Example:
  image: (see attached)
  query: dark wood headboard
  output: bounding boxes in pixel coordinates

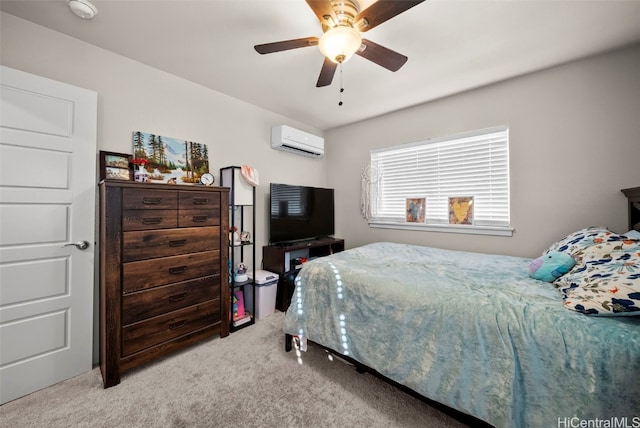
[621,187,640,231]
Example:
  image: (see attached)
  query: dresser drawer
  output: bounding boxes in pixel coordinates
[123,188,177,210]
[178,209,220,227]
[122,276,220,325]
[179,191,219,210]
[122,250,220,293]
[123,210,177,231]
[122,300,220,357]
[122,227,220,262]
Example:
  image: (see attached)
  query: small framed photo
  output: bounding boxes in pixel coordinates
[405,197,426,223]
[448,196,474,225]
[100,151,132,181]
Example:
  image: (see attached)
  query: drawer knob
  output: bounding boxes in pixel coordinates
[142,217,162,225]
[192,198,209,205]
[169,239,187,247]
[192,215,208,223]
[168,266,187,274]
[142,197,162,205]
[168,320,186,330]
[169,292,187,302]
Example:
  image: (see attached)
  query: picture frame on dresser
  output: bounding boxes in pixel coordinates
[132,131,210,185]
[99,150,132,181]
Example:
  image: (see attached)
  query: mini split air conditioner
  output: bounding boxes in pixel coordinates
[271,125,324,158]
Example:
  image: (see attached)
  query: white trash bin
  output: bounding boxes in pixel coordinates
[250,270,278,320]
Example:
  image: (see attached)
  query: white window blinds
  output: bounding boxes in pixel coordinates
[369,126,510,230]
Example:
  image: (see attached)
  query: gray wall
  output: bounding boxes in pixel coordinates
[1,12,328,364]
[0,12,328,257]
[326,44,640,258]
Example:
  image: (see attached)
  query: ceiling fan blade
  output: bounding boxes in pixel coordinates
[356,39,408,72]
[355,0,426,32]
[306,0,337,26]
[316,58,338,87]
[254,37,319,54]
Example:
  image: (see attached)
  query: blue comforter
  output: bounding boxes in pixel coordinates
[284,242,640,427]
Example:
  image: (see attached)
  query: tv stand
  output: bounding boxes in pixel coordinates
[273,236,334,248]
[263,237,344,311]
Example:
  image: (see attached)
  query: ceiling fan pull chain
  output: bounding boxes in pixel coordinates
[338,64,344,106]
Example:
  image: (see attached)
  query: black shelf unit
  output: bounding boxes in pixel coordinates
[221,166,255,332]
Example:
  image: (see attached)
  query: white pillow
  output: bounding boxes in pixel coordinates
[624,229,640,239]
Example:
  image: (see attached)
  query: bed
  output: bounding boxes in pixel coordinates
[283,188,640,428]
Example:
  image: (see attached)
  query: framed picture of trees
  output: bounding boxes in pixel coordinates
[132,131,210,185]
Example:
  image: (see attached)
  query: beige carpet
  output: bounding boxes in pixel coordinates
[0,311,470,427]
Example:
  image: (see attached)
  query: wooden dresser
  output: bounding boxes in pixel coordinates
[99,181,229,388]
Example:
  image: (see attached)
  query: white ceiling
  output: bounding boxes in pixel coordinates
[2,0,640,131]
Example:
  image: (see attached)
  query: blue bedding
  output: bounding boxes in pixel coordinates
[283,242,640,428]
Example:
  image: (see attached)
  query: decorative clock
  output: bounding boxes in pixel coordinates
[200,173,214,186]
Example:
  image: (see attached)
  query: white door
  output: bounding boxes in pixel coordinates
[0,66,97,404]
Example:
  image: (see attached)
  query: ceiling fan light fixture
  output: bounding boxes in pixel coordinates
[319,26,362,64]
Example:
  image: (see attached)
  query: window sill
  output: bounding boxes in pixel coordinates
[368,221,514,237]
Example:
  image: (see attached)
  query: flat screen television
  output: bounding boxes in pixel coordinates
[269,183,335,245]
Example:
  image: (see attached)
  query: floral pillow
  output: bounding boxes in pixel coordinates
[544,227,620,265]
[554,237,640,316]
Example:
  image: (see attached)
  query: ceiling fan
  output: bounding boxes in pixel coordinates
[254,0,425,87]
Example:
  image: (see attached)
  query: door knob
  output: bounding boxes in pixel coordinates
[63,240,90,250]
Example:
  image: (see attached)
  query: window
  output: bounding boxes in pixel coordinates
[369,126,511,236]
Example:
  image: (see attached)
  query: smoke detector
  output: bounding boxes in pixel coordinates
[67,0,98,19]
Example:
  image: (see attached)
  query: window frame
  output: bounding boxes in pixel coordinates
[368,125,513,237]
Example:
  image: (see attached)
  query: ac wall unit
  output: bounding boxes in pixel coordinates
[271,125,324,158]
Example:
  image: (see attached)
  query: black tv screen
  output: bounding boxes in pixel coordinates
[269,183,335,244]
